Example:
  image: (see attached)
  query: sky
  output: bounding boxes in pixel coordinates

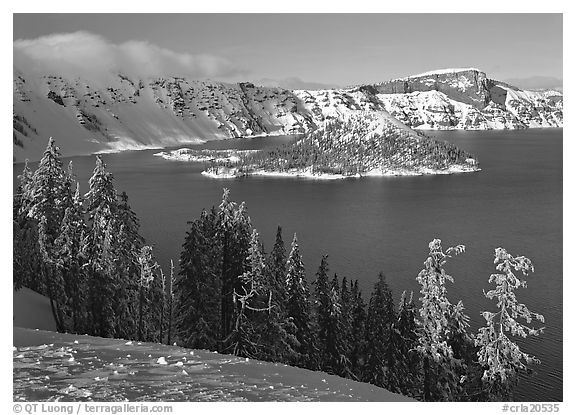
[12,13,562,89]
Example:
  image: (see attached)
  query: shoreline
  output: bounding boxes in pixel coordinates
[201,165,481,180]
[13,126,562,164]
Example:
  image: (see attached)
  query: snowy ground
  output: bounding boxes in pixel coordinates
[13,328,412,402]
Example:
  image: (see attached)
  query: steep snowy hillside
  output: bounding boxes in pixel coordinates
[13,71,315,162]
[13,68,562,162]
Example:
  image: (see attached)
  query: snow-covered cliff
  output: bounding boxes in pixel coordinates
[370,68,562,129]
[13,68,562,162]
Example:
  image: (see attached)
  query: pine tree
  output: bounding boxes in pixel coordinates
[216,189,252,350]
[268,226,288,307]
[148,253,166,343]
[258,226,297,362]
[113,191,145,339]
[14,159,33,216]
[363,272,396,388]
[324,274,352,378]
[475,248,544,400]
[83,156,120,338]
[285,233,315,368]
[226,229,271,357]
[339,276,354,377]
[54,184,88,333]
[136,245,158,341]
[13,160,42,292]
[349,280,367,380]
[166,260,175,346]
[28,138,71,252]
[391,290,420,397]
[312,255,331,370]
[26,138,73,331]
[175,209,222,350]
[415,238,470,401]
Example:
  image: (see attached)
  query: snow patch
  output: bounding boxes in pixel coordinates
[156,357,168,365]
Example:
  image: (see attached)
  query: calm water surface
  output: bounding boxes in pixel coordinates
[13,129,562,401]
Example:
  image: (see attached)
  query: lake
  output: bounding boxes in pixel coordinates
[13,128,563,401]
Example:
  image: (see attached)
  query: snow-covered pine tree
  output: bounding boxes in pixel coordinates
[312,255,332,371]
[216,189,252,349]
[475,248,544,400]
[285,233,315,368]
[136,245,159,341]
[166,259,175,346]
[14,160,33,219]
[226,229,271,357]
[391,290,420,397]
[325,274,352,378]
[363,272,396,389]
[145,247,166,343]
[28,138,71,250]
[415,238,470,401]
[256,226,297,362]
[113,191,145,340]
[54,183,88,333]
[83,155,120,338]
[13,160,42,292]
[339,276,354,377]
[26,138,73,331]
[158,268,166,344]
[175,208,222,350]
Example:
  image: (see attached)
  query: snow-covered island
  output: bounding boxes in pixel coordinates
[185,113,480,180]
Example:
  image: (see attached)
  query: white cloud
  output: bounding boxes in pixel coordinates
[13,31,247,81]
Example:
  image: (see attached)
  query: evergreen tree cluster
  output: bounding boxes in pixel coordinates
[172,192,544,401]
[14,138,174,342]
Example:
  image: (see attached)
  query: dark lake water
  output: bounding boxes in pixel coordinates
[13,129,563,401]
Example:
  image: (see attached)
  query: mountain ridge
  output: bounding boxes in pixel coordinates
[13,67,562,162]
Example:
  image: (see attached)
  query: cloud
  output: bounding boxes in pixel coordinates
[503,76,563,91]
[255,77,340,91]
[13,31,247,82]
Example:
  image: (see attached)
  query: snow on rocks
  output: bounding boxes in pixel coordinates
[156,357,168,365]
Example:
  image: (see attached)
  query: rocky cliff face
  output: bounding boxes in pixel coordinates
[13,68,563,162]
[374,68,492,109]
[369,68,563,130]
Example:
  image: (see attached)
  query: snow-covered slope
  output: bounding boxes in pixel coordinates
[13,68,562,162]
[14,328,412,402]
[13,71,315,162]
[13,288,412,401]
